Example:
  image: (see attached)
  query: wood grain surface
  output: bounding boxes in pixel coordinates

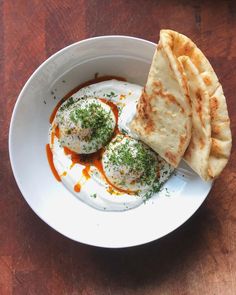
[1,0,236,294]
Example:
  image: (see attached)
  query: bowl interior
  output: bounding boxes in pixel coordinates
[9,36,212,248]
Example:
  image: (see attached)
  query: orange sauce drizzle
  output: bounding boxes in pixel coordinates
[47,75,134,193]
[54,125,60,138]
[99,98,119,124]
[100,98,119,122]
[82,166,91,180]
[51,125,60,145]
[46,144,61,182]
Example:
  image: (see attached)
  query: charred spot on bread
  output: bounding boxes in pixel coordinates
[210,97,219,120]
[203,76,212,86]
[179,134,188,153]
[165,151,177,167]
[199,137,205,149]
[136,90,155,133]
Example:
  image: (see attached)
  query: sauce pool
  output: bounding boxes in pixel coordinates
[46,144,61,182]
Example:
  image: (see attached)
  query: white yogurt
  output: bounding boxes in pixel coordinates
[49,80,173,211]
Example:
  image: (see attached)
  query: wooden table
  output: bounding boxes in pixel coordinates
[1,1,236,294]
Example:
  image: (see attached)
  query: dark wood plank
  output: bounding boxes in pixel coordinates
[1,0,236,294]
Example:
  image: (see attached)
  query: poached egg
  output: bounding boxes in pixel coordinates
[55,98,116,154]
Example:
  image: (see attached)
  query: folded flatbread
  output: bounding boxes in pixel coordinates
[175,32,232,180]
[130,30,192,168]
[131,29,232,180]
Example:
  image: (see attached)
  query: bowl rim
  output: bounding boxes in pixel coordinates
[8,35,212,248]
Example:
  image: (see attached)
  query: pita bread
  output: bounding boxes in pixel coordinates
[179,56,212,180]
[131,29,232,180]
[171,30,232,180]
[130,30,192,167]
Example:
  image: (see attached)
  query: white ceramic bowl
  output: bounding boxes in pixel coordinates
[9,36,212,248]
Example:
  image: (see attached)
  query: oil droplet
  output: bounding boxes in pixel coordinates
[74,183,81,192]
